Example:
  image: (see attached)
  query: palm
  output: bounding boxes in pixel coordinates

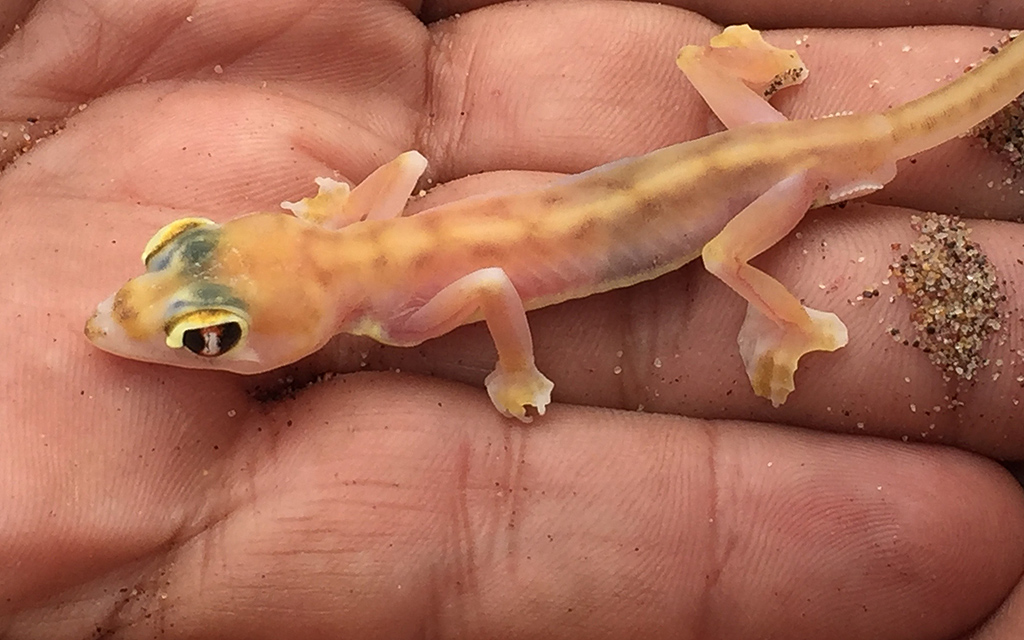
[1,0,1022,637]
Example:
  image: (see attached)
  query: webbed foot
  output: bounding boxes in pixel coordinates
[738,304,848,406]
[484,364,554,423]
[281,177,351,225]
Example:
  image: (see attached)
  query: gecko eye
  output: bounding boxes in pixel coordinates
[165,309,248,357]
[181,322,243,357]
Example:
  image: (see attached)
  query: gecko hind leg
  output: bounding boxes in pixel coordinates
[385,267,553,422]
[677,24,808,128]
[281,150,428,229]
[702,171,848,406]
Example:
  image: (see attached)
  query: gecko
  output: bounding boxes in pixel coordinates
[85,25,1024,422]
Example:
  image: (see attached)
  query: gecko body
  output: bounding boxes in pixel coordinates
[86,26,1024,420]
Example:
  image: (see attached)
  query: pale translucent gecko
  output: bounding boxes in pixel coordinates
[85,26,1024,421]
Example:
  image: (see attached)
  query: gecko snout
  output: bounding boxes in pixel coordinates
[84,296,114,342]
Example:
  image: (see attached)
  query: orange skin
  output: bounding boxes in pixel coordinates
[3,1,1024,638]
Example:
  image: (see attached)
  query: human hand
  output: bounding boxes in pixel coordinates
[1,0,1023,637]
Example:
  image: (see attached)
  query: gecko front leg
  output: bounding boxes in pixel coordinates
[281,150,428,229]
[384,268,553,422]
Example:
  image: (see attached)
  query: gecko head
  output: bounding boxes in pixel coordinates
[85,215,331,374]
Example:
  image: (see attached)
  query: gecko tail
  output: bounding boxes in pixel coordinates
[884,31,1024,159]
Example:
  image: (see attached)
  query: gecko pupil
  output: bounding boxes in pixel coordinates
[182,322,242,356]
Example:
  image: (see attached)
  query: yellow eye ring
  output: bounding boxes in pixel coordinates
[166,308,249,357]
[142,217,217,267]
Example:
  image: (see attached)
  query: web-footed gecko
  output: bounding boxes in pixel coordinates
[85,26,1024,421]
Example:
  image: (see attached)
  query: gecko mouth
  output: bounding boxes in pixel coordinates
[83,294,183,364]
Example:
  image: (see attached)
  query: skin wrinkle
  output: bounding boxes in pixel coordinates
[440,26,477,168]
[447,436,480,603]
[412,27,442,177]
[138,2,307,82]
[686,419,721,640]
[418,22,476,182]
[0,379,248,618]
[57,1,182,96]
[503,426,529,564]
[92,397,261,633]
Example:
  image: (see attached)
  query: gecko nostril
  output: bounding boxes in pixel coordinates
[83,312,108,340]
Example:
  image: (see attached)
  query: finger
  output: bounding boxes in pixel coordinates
[421,0,1024,32]
[0,0,423,110]
[0,0,425,169]
[10,376,1021,639]
[421,5,1024,218]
